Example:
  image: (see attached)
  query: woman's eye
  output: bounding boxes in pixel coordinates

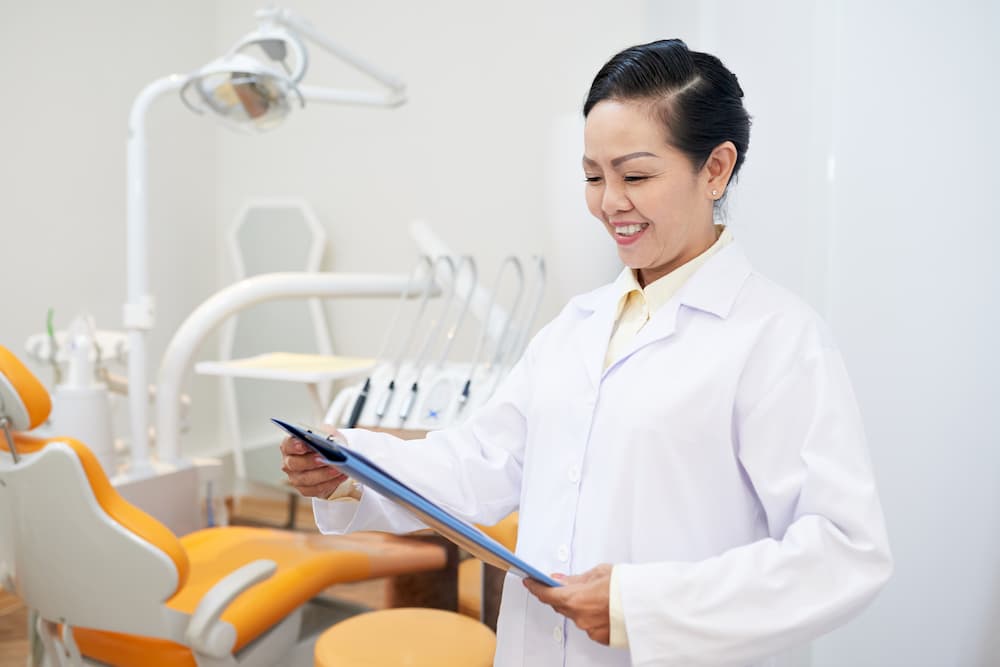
[584,176,602,184]
[623,175,648,183]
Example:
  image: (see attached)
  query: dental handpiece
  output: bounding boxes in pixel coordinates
[398,380,419,423]
[374,379,396,420]
[345,378,370,428]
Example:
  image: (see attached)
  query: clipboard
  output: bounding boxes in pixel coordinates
[272,418,561,587]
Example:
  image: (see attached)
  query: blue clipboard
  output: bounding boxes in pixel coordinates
[272,418,561,587]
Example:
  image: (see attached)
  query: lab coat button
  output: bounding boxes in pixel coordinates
[557,545,569,562]
[553,625,563,643]
[567,465,580,483]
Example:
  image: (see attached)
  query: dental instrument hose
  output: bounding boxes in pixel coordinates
[458,256,525,412]
[347,256,431,427]
[399,256,458,424]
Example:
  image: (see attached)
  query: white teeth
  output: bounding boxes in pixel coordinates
[616,224,646,236]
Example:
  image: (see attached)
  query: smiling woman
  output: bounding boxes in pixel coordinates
[581,39,750,286]
[280,38,892,667]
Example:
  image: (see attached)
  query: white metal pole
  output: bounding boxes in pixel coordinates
[124,74,185,476]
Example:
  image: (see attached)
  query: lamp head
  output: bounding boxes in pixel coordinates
[180,26,308,133]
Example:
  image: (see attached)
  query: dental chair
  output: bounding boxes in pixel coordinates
[0,345,375,667]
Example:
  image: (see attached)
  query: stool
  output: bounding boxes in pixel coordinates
[314,607,496,666]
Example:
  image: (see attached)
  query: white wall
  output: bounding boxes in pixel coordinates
[0,1,222,452]
[648,1,1000,664]
[818,2,1000,665]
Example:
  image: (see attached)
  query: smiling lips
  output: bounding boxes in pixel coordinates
[612,222,649,246]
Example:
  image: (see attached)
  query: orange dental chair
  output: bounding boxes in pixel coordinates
[0,345,383,666]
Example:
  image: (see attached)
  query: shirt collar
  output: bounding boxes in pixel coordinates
[610,226,734,319]
[574,229,751,320]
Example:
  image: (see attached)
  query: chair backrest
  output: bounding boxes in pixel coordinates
[0,346,190,640]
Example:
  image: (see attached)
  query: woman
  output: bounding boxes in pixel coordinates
[280,39,891,666]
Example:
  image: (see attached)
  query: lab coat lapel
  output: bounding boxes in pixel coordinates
[620,299,681,364]
[602,299,680,379]
[569,283,621,391]
[604,244,754,374]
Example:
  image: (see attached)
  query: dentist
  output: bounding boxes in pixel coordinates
[280,39,892,667]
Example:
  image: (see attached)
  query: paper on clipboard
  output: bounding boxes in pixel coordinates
[272,418,561,587]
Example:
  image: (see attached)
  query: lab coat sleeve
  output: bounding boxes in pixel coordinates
[313,328,545,537]
[617,340,893,666]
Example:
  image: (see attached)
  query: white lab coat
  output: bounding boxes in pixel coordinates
[314,243,892,667]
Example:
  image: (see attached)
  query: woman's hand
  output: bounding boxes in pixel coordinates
[523,563,613,645]
[279,425,349,498]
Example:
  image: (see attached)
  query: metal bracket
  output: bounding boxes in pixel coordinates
[0,417,19,464]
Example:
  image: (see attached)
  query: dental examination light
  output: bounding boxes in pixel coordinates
[124,7,406,475]
[180,7,406,131]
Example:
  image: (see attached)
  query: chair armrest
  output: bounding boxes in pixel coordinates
[185,558,277,658]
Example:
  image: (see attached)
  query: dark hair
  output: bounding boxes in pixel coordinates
[584,39,751,180]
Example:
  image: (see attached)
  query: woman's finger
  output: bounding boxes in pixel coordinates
[280,436,316,456]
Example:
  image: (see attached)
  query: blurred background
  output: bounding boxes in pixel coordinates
[1,1,997,664]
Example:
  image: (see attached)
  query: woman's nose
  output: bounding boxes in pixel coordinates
[601,182,632,216]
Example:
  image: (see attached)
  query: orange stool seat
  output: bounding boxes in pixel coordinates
[314,607,496,667]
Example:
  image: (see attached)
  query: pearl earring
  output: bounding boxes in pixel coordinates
[711,189,719,197]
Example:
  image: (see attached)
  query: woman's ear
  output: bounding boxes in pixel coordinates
[704,141,738,200]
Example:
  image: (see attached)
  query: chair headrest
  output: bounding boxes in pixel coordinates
[0,345,51,430]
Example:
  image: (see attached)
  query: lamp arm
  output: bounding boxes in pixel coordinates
[298,85,405,108]
[262,7,406,96]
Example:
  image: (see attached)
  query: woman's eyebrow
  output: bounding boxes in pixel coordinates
[582,151,660,168]
[611,151,659,167]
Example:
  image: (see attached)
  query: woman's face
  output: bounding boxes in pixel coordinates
[583,99,718,286]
